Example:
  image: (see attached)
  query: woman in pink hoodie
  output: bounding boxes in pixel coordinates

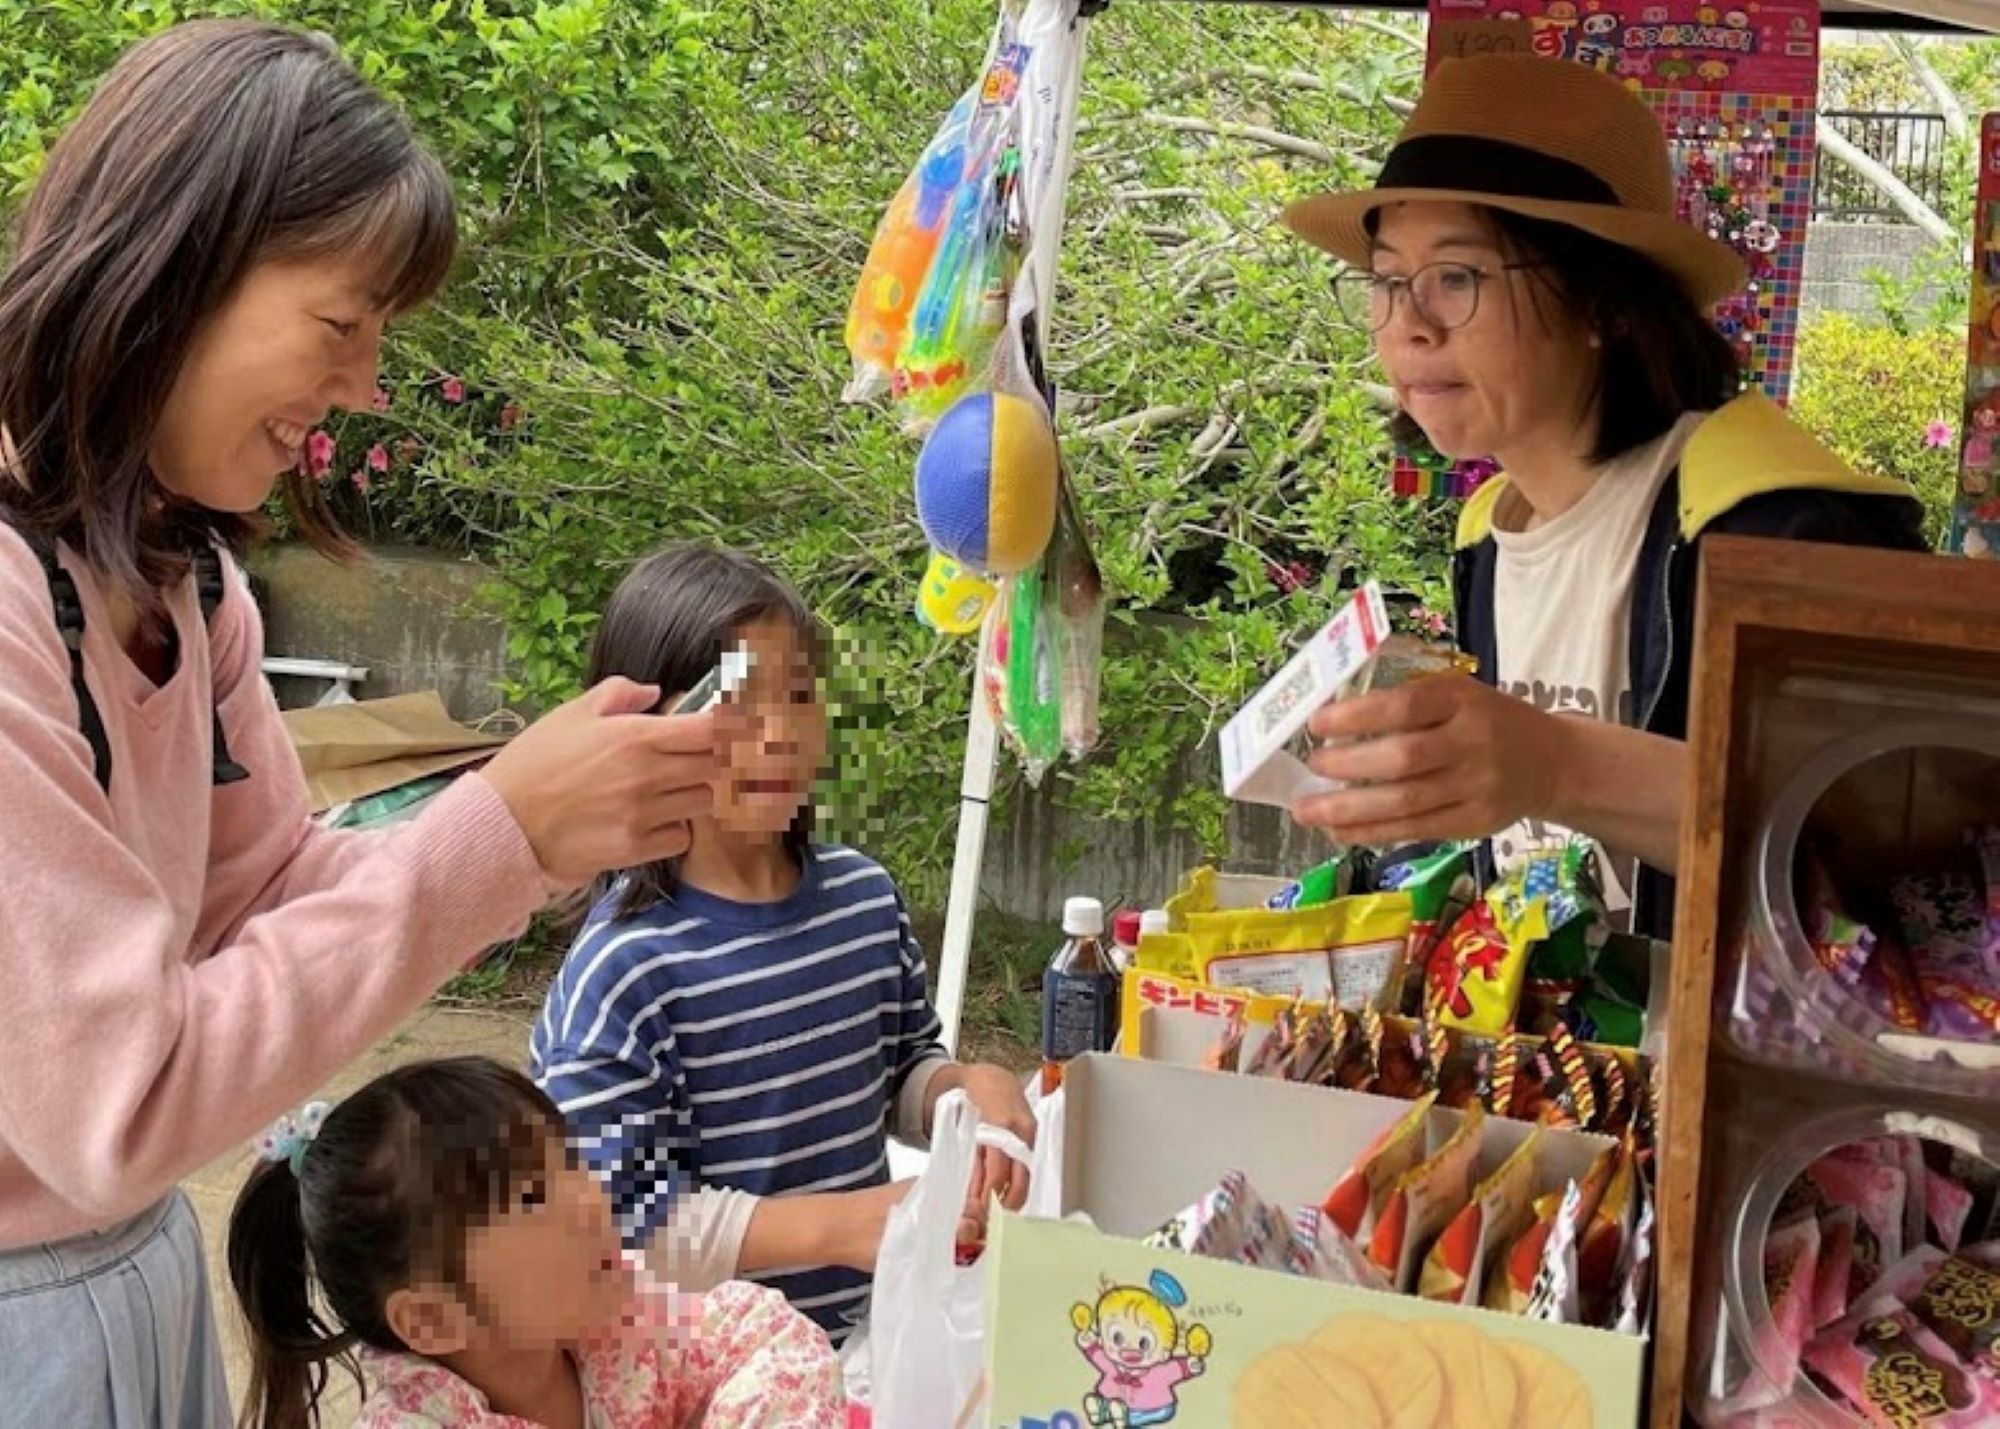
[0,22,722,1424]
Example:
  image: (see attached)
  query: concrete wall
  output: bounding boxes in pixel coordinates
[1802,220,1938,318]
[248,544,514,724]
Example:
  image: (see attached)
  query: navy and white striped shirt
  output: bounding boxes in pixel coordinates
[530,845,945,1340]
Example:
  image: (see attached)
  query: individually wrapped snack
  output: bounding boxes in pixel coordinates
[1862,933,1932,1034]
[1420,1016,1482,1110]
[1282,1008,1340,1083]
[1615,1174,1656,1337]
[1145,1170,1295,1273]
[1369,1105,1486,1291]
[1895,870,1996,984]
[1807,1154,1908,1293]
[1542,1023,1600,1132]
[1383,842,1475,1016]
[1288,1206,1392,1291]
[1929,1170,1975,1255]
[1579,1141,1637,1325]
[1809,904,1877,990]
[1872,1246,2000,1375]
[1525,1177,1585,1326]
[1835,1137,1930,1256]
[1598,1052,1632,1137]
[1480,1033,1528,1121]
[1921,974,2000,1041]
[1419,1129,1541,1306]
[1487,1142,1616,1317]
[1264,855,1348,912]
[1322,1094,1436,1240]
[1243,1002,1300,1078]
[1490,838,1600,949]
[1760,1214,1823,1389]
[1372,1016,1429,1101]
[1432,900,1531,1037]
[1352,634,1478,695]
[1202,1004,1245,1074]
[1804,1302,1999,1425]
[1817,1206,1861,1329]
[1322,1007,1376,1091]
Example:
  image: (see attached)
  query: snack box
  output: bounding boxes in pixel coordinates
[980,1055,1645,1428]
[1219,582,1390,809]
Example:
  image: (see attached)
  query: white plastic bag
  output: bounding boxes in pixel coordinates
[868,1088,1064,1429]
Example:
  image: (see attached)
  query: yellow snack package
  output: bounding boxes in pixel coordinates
[1186,892,1414,1010]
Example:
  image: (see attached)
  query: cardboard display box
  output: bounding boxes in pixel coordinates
[980,1056,1645,1428]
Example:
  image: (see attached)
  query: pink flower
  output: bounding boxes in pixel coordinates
[304,429,335,478]
[1265,561,1313,594]
[370,388,392,412]
[441,376,466,404]
[350,467,372,494]
[1411,606,1451,638]
[366,443,390,473]
[1925,420,1956,450]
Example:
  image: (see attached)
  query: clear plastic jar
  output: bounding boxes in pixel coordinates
[1690,1103,2000,1426]
[1715,723,2000,1099]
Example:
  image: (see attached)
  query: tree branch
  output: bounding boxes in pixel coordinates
[1138,113,1339,166]
[1341,12,1427,56]
[1890,35,1968,143]
[1816,120,1958,249]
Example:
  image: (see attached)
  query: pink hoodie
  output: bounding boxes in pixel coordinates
[0,529,549,1246]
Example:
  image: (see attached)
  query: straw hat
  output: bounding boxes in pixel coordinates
[1283,54,1746,308]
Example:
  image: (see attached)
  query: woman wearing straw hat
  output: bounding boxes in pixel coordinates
[1284,54,1927,939]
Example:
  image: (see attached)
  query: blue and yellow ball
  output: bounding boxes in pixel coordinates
[914,391,1059,577]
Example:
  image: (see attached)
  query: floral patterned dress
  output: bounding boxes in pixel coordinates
[355,1276,864,1428]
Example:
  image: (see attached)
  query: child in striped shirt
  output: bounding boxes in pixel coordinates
[532,544,1034,1344]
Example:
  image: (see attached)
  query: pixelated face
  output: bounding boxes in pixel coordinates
[457,1135,628,1345]
[707,614,826,837]
[1102,1308,1171,1369]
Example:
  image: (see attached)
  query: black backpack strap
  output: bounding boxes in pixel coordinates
[20,533,114,794]
[194,546,249,788]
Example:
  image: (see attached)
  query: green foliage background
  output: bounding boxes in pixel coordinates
[1,5,1991,908]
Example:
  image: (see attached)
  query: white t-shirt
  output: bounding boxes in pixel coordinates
[1489,412,1706,923]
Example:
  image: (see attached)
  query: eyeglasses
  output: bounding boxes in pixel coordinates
[1334,261,1545,334]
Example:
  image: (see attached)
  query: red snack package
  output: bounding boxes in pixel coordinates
[1817,1206,1860,1330]
[1485,1139,1617,1317]
[1369,1105,1486,1291]
[1929,1174,1975,1255]
[1804,1302,2000,1426]
[1760,1214,1822,1385]
[1419,1130,1541,1306]
[1321,1093,1436,1240]
[1873,1246,2000,1380]
[1807,1155,1907,1294]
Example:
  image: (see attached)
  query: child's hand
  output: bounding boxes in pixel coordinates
[824,1180,912,1272]
[954,1063,1036,1215]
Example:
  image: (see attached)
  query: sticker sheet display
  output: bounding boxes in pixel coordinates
[1396,0,1821,501]
[1951,114,2000,560]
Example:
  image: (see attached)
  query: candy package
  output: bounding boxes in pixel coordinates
[1804,1302,2000,1426]
[1243,1002,1299,1078]
[1202,1005,1245,1074]
[1615,1172,1656,1337]
[1871,1246,2000,1374]
[1418,1129,1541,1307]
[1487,1141,1617,1317]
[1144,1170,1294,1273]
[1817,1206,1861,1329]
[1804,1154,1909,1293]
[1282,1007,1343,1084]
[1321,1094,1436,1241]
[1928,1169,1975,1255]
[1369,1105,1486,1291]
[1288,1207,1392,1291]
[1430,900,1530,1037]
[1759,1214,1823,1389]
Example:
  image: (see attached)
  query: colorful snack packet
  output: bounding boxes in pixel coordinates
[1579,1141,1637,1325]
[1920,974,2000,1041]
[1419,1015,1482,1111]
[1894,870,1994,982]
[1803,1302,1998,1426]
[1862,934,1931,1034]
[1543,1024,1600,1133]
[1145,1170,1295,1273]
[1188,894,1414,1010]
[1288,1206,1392,1291]
[1370,1105,1487,1291]
[1243,1002,1299,1078]
[1760,1214,1823,1386]
[1487,1142,1617,1317]
[1372,1017,1429,1101]
[1264,855,1348,912]
[1432,899,1530,1037]
[1836,1138,1931,1258]
[1929,1171,1975,1255]
[1872,1246,2000,1375]
[1319,1007,1375,1091]
[1282,1008,1340,1083]
[1525,1177,1585,1326]
[1322,1094,1437,1241]
[1419,1129,1541,1306]
[1807,1154,1908,1294]
[1615,1173,1656,1337]
[1817,1206,1861,1329]
[1808,904,1877,990]
[1202,1004,1245,1074]
[1480,1033,1528,1121]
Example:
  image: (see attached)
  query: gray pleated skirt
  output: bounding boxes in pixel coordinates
[0,1191,230,1429]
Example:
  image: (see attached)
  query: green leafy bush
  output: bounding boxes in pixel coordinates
[1792,312,1964,544]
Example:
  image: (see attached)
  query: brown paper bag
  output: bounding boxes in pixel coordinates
[283,692,509,813]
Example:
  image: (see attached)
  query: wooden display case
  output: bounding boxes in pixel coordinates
[1652,535,2000,1427]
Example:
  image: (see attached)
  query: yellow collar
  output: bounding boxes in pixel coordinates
[1453,392,1913,550]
